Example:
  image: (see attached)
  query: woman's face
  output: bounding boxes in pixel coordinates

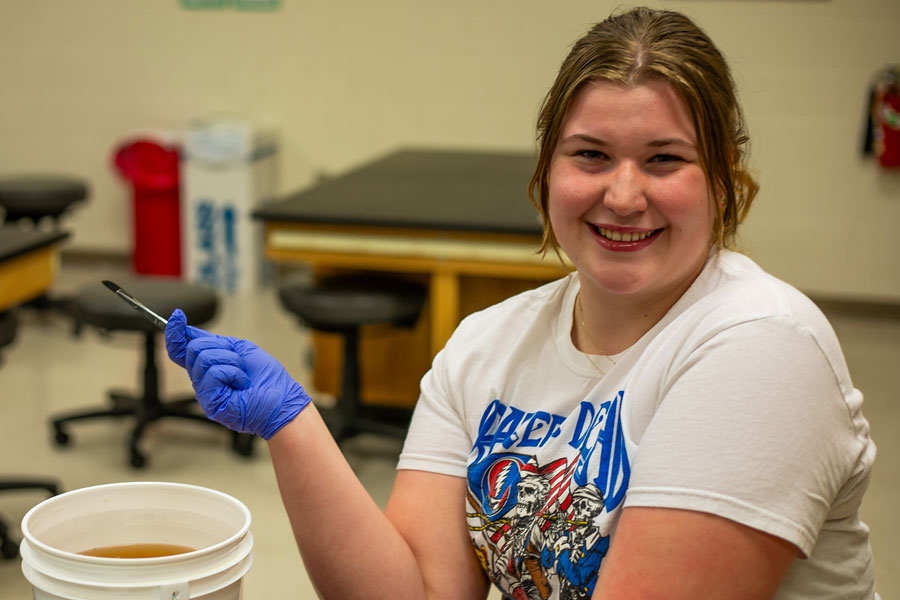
[548,78,714,308]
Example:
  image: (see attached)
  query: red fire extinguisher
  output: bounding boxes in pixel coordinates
[863,66,900,168]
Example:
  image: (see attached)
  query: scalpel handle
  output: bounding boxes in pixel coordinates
[101,280,169,331]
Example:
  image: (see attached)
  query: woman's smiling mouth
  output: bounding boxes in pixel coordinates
[590,224,663,250]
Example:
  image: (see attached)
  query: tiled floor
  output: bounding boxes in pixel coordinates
[1,262,897,599]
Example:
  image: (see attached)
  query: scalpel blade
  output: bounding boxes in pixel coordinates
[101,280,168,331]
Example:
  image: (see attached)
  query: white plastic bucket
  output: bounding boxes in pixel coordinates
[19,481,253,600]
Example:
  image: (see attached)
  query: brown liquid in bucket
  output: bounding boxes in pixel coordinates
[79,543,196,559]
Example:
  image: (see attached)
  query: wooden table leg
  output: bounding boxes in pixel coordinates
[429,269,460,356]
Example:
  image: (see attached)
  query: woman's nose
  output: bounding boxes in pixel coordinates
[602,161,647,215]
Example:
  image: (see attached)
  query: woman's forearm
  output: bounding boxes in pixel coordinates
[267,406,426,600]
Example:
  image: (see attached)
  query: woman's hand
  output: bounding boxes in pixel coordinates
[164,308,311,440]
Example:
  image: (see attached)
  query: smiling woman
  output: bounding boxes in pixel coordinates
[158,6,880,600]
[396,7,879,600]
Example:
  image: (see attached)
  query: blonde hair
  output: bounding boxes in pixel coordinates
[529,7,757,254]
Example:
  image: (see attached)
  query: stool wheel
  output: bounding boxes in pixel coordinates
[130,451,147,469]
[52,426,70,446]
[1,536,18,560]
[129,432,147,469]
[232,433,255,457]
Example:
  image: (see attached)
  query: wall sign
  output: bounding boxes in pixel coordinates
[181,0,280,10]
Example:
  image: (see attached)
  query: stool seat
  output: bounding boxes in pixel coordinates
[51,277,254,468]
[0,175,88,224]
[75,277,217,334]
[279,275,425,331]
[278,273,427,443]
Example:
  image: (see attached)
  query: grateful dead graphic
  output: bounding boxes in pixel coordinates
[466,392,629,599]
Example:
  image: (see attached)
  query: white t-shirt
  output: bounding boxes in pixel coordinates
[398,250,878,599]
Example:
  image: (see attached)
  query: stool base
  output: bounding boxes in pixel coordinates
[51,391,254,469]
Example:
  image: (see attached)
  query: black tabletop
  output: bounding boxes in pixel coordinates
[0,227,70,263]
[253,148,544,235]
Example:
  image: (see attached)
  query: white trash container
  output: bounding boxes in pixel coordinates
[182,115,278,295]
[20,481,253,599]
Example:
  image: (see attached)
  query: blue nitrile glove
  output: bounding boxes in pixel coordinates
[164,309,311,440]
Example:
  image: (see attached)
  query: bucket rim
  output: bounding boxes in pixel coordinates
[21,481,251,565]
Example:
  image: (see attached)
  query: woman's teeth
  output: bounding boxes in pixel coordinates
[596,227,656,242]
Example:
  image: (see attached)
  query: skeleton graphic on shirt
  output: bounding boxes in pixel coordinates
[545,484,609,599]
[503,460,554,600]
[467,394,628,599]
[471,455,611,600]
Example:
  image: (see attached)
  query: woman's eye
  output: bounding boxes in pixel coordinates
[575,149,607,160]
[649,153,683,163]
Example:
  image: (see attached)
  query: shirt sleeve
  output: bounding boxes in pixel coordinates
[396,342,472,478]
[623,316,864,556]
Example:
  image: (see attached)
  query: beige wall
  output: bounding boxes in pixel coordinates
[1,0,898,300]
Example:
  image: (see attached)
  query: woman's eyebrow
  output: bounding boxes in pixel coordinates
[559,134,696,148]
[648,138,695,148]
[559,133,607,145]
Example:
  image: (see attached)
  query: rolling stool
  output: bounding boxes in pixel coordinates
[0,310,60,559]
[0,175,89,334]
[49,277,254,468]
[278,273,427,443]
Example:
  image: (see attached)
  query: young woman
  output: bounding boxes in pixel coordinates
[166,7,878,599]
